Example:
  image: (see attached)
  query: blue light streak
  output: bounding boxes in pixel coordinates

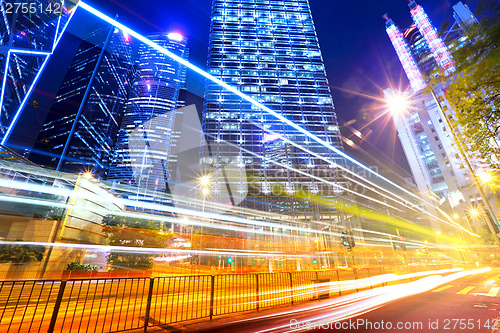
[0,52,11,124]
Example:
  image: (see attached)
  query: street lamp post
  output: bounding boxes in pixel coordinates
[197,174,212,272]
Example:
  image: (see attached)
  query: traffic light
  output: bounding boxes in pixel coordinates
[349,233,356,248]
[227,257,233,264]
[313,259,318,264]
[399,236,406,251]
[341,232,352,250]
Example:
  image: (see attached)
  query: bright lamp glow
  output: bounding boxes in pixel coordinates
[387,93,409,115]
[470,208,479,217]
[478,171,493,184]
[199,175,212,187]
[167,32,183,41]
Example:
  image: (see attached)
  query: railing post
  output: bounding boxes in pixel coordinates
[315,271,319,299]
[209,275,215,320]
[289,272,294,305]
[336,270,341,296]
[47,280,66,333]
[143,278,154,332]
[255,273,259,311]
[353,268,359,292]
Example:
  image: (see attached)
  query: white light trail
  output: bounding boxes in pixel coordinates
[0,240,320,258]
[247,267,488,333]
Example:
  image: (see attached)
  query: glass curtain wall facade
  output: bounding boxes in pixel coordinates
[0,2,72,142]
[30,24,135,177]
[384,15,426,92]
[404,25,435,78]
[107,33,189,201]
[204,0,344,211]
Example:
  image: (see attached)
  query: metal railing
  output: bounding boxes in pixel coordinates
[0,265,451,332]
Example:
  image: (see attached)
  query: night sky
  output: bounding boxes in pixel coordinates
[20,0,474,176]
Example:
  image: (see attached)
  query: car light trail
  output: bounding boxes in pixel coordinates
[0,240,324,259]
[239,267,488,333]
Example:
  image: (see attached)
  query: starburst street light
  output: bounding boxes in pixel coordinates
[199,174,212,188]
[385,91,410,115]
[478,171,493,185]
[196,173,213,272]
[469,208,480,217]
[201,187,211,197]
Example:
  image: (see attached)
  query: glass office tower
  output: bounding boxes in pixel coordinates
[0,2,72,142]
[30,24,136,177]
[107,33,189,201]
[203,0,344,208]
[408,0,455,76]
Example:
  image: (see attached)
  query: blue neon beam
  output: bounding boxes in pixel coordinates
[0,52,11,124]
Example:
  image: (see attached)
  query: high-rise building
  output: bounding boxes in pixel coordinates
[107,33,189,200]
[383,14,427,91]
[30,23,136,177]
[0,2,73,144]
[408,0,455,76]
[384,1,498,229]
[203,0,344,210]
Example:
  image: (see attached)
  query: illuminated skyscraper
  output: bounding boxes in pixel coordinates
[107,33,189,200]
[30,24,136,177]
[383,14,426,92]
[408,0,455,76]
[0,1,73,144]
[203,0,344,206]
[384,2,497,228]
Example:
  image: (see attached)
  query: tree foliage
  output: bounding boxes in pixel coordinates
[0,244,45,263]
[445,0,500,168]
[66,262,98,272]
[102,215,173,270]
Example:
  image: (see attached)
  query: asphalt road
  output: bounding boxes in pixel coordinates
[329,268,500,333]
[188,268,500,333]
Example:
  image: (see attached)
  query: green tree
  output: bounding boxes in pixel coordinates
[478,228,496,245]
[445,0,500,168]
[102,215,173,270]
[0,244,45,263]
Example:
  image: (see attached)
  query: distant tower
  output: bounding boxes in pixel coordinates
[107,32,189,200]
[30,24,136,177]
[408,0,455,75]
[383,14,426,91]
[453,2,479,30]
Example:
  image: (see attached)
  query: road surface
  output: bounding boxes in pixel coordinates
[187,267,500,333]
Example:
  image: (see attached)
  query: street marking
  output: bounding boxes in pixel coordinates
[457,286,475,295]
[432,285,453,293]
[487,287,499,297]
